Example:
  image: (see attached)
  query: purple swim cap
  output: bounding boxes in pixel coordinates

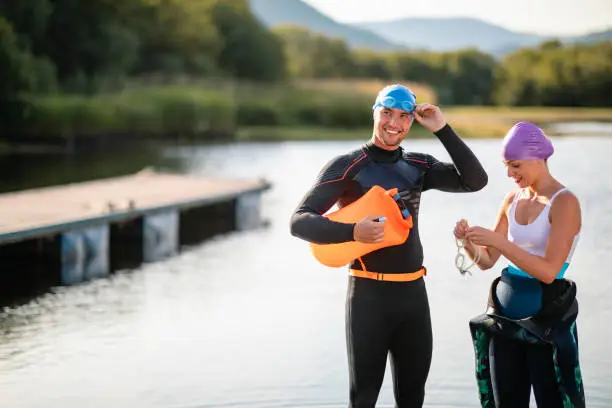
[502,122,554,161]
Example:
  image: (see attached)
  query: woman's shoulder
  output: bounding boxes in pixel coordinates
[550,188,582,232]
[501,188,522,209]
[551,188,581,210]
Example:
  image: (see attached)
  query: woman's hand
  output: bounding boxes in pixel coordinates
[454,219,469,240]
[465,226,506,249]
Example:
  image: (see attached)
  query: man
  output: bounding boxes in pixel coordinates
[290,84,488,408]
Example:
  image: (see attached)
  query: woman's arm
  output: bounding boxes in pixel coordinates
[463,191,515,270]
[466,191,582,283]
[497,192,581,283]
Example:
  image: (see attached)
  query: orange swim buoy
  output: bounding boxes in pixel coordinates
[310,185,413,267]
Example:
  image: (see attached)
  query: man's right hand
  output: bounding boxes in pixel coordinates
[354,215,385,243]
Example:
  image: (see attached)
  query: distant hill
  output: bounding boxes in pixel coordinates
[355,17,547,54]
[249,0,404,51]
[249,1,612,56]
[354,17,612,56]
[571,29,612,44]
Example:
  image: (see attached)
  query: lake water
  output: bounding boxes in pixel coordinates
[1,124,611,407]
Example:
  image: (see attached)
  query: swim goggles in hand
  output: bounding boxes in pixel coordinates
[455,239,480,276]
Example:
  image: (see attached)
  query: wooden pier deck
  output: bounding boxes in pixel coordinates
[0,170,271,303]
[0,170,269,244]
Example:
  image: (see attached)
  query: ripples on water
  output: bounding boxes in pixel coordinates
[1,127,611,407]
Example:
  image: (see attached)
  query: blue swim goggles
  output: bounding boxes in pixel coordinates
[373,95,416,114]
[373,84,418,112]
[372,84,417,114]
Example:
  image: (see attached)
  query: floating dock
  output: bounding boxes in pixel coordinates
[0,170,270,305]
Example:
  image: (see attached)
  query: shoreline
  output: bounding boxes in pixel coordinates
[2,106,611,154]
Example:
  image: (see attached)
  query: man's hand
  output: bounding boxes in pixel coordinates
[412,103,446,132]
[353,215,385,243]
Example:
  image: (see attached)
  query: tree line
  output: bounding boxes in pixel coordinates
[1,0,611,129]
[275,26,612,107]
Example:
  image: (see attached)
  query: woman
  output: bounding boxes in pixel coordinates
[454,121,585,408]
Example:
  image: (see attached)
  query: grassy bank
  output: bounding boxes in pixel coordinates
[16,80,378,141]
[237,106,612,141]
[8,79,612,145]
[444,106,612,138]
[236,124,433,141]
[20,86,235,139]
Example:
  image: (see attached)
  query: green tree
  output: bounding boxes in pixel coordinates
[274,26,354,78]
[348,50,392,79]
[495,41,612,106]
[211,0,286,80]
[127,0,220,75]
[0,17,38,131]
[442,49,497,105]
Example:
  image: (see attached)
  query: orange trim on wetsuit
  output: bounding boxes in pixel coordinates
[350,267,426,282]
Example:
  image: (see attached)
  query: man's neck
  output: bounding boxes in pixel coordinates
[365,141,402,163]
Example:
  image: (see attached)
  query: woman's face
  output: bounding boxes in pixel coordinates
[504,159,546,188]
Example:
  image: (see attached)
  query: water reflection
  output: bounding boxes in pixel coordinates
[0,144,185,193]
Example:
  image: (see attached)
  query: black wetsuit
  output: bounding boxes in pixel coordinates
[470,276,585,408]
[290,124,488,408]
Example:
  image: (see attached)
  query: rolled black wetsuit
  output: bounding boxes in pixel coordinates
[290,125,488,408]
[470,276,585,408]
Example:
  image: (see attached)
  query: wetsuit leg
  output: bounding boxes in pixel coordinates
[388,278,432,408]
[527,343,564,408]
[490,335,531,407]
[346,277,390,408]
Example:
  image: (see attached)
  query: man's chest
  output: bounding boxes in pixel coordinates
[353,160,423,192]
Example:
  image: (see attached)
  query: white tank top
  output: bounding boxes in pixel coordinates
[506,187,579,278]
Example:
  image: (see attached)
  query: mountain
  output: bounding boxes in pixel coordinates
[248,1,612,56]
[249,0,404,51]
[353,17,612,56]
[354,17,547,54]
[571,29,612,44]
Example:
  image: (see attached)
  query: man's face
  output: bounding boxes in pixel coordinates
[373,107,414,150]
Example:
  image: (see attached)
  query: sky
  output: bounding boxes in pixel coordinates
[303,0,612,36]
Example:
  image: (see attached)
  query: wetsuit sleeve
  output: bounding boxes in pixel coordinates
[422,124,488,192]
[290,154,362,244]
